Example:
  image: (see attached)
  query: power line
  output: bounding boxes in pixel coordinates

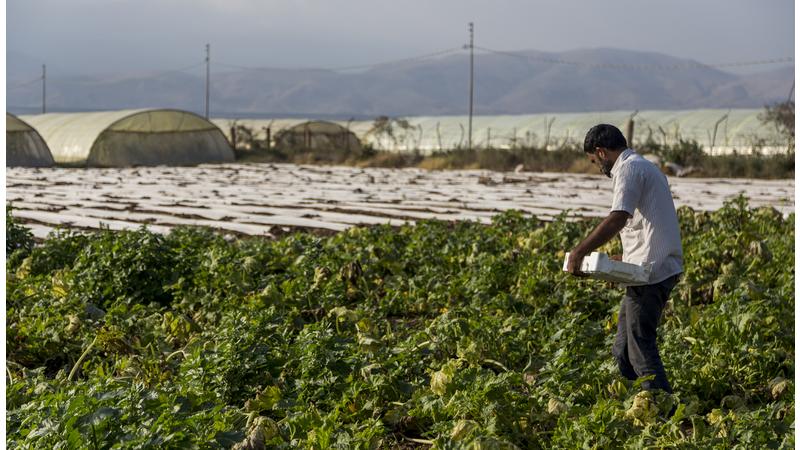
[8,61,205,86]
[330,47,463,71]
[8,76,43,89]
[475,46,794,71]
[134,61,205,78]
[786,80,794,103]
[42,64,46,114]
[467,23,474,151]
[205,44,210,119]
[216,47,465,73]
[709,57,794,69]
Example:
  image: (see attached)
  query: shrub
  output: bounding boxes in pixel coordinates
[6,205,34,259]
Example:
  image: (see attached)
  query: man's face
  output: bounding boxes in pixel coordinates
[588,148,614,178]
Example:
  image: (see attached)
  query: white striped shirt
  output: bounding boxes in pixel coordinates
[610,149,683,285]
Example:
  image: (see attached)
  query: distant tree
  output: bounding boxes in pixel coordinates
[367,116,416,146]
[759,99,794,151]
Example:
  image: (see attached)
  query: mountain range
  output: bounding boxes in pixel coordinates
[7,48,794,118]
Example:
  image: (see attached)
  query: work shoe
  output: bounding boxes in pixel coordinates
[653,390,677,418]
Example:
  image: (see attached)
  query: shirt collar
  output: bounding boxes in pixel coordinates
[610,148,636,177]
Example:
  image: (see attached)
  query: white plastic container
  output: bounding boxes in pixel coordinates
[562,252,652,284]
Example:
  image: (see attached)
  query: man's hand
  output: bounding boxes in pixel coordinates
[566,211,629,278]
[610,254,622,261]
[566,251,588,277]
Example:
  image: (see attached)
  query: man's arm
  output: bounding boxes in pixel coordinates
[566,210,629,276]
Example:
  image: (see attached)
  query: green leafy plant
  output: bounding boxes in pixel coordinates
[6,199,794,448]
[6,204,34,260]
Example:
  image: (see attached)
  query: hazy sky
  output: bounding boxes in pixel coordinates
[7,0,795,77]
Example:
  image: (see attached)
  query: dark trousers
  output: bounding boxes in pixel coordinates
[612,274,679,393]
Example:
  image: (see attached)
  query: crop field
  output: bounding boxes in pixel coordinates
[6,177,794,449]
[6,164,795,239]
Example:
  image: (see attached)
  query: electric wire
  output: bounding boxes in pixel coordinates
[474,45,793,71]
[215,47,465,73]
[7,61,205,87]
[8,76,43,89]
[121,61,205,79]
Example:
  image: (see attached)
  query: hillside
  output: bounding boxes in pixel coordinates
[7,48,794,117]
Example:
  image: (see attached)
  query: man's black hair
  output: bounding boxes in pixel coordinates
[583,124,628,154]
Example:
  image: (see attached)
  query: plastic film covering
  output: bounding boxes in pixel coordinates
[109,110,219,133]
[6,113,55,167]
[7,113,34,132]
[211,119,329,142]
[274,121,362,151]
[213,119,362,152]
[349,109,786,155]
[21,109,235,167]
[214,108,785,155]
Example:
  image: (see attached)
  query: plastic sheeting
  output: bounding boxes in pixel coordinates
[6,113,55,167]
[343,109,787,155]
[212,119,362,151]
[274,121,362,151]
[211,118,310,142]
[214,108,786,155]
[21,109,235,167]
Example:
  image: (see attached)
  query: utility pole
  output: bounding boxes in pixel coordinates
[42,64,46,114]
[626,110,638,148]
[468,22,474,151]
[205,44,210,119]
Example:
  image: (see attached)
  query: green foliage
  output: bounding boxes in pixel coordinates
[69,228,178,309]
[6,204,34,261]
[692,152,795,179]
[759,100,795,151]
[642,138,706,167]
[636,137,794,178]
[417,147,588,173]
[235,136,793,178]
[6,200,794,448]
[19,230,90,275]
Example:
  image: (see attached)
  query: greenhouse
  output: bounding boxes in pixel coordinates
[214,108,787,155]
[274,121,362,152]
[212,119,362,152]
[341,108,787,155]
[21,109,235,167]
[6,113,55,167]
[213,118,301,144]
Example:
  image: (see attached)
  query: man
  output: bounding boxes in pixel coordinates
[566,124,683,396]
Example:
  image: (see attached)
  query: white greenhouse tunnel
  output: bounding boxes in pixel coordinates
[6,113,55,167]
[211,119,362,152]
[20,109,235,167]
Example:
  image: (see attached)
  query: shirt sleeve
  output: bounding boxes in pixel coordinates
[611,163,643,216]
